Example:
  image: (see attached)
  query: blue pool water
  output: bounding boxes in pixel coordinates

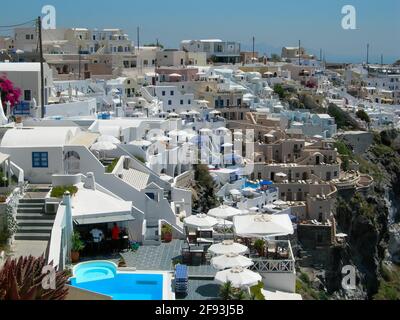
[244,181,259,189]
[71,262,163,300]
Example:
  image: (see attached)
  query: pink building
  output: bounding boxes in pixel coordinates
[156,67,199,83]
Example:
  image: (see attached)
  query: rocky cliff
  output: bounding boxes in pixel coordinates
[299,129,400,300]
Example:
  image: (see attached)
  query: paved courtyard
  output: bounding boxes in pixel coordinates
[121,240,217,277]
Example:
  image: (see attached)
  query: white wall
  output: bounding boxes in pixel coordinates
[0,147,63,184]
[45,98,97,117]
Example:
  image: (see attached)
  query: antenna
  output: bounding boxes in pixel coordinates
[37,16,45,119]
[366,43,370,65]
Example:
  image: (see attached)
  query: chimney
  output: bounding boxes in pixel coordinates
[84,172,96,190]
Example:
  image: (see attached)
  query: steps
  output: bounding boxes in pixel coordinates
[143,225,161,246]
[15,198,55,241]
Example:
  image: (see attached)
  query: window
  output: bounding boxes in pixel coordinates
[146,193,156,200]
[180,100,184,105]
[168,100,172,106]
[188,100,191,105]
[24,90,32,101]
[170,91,174,96]
[32,152,48,168]
[162,91,166,96]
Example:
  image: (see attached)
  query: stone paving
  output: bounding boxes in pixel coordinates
[121,240,217,277]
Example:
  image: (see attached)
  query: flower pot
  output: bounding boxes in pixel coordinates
[163,233,173,243]
[71,251,80,263]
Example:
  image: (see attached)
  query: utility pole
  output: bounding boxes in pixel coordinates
[366,43,370,65]
[381,54,383,66]
[137,26,140,52]
[252,36,255,61]
[78,45,82,80]
[37,16,45,119]
[298,40,301,66]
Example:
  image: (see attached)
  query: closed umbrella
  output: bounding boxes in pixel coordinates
[211,253,254,270]
[209,240,249,256]
[184,214,218,230]
[215,267,262,288]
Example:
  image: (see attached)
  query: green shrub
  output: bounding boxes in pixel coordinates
[50,186,78,198]
[71,231,85,252]
[106,158,120,173]
[299,272,311,285]
[250,282,265,300]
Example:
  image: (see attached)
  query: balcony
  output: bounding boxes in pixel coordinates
[248,240,295,274]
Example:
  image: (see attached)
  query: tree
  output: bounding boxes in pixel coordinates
[328,103,361,130]
[0,76,21,112]
[192,164,219,213]
[0,255,69,300]
[219,281,235,300]
[270,54,281,62]
[273,84,286,100]
[356,109,371,124]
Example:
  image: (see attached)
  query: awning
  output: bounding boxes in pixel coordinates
[74,213,135,226]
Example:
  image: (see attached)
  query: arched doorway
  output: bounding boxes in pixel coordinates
[64,151,81,174]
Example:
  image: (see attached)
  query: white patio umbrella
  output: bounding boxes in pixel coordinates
[129,140,152,147]
[188,110,200,116]
[210,110,221,115]
[97,135,121,144]
[221,143,233,148]
[184,214,218,230]
[208,205,242,220]
[211,253,254,270]
[215,267,262,288]
[90,141,118,152]
[215,219,234,229]
[151,136,171,142]
[233,214,294,238]
[209,240,249,256]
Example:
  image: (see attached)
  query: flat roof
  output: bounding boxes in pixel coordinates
[71,183,132,221]
[0,62,41,72]
[67,132,99,147]
[1,127,80,148]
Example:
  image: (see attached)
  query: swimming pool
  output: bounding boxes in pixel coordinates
[243,179,274,190]
[70,261,168,300]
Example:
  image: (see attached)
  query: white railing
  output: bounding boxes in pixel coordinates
[47,205,68,270]
[251,259,295,273]
[9,161,25,185]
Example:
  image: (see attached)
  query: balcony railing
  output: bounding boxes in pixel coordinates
[250,259,295,273]
[248,240,295,273]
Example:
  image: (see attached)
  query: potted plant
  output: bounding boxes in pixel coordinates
[71,231,85,263]
[161,224,173,243]
[254,239,265,257]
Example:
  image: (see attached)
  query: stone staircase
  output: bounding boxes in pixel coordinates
[143,225,161,246]
[14,185,55,241]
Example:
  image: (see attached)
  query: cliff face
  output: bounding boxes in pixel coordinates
[332,130,400,299]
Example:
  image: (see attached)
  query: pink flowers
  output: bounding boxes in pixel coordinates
[0,75,21,110]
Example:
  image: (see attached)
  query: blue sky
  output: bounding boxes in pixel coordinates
[1,0,399,63]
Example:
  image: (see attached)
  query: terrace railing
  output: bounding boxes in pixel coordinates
[249,240,295,274]
[250,258,295,273]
